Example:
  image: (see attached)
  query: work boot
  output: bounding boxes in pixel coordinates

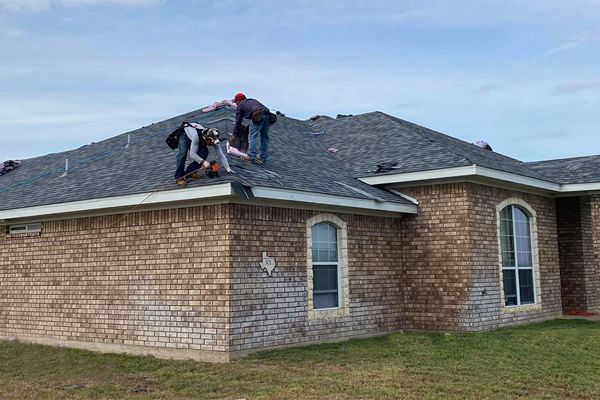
[176,178,187,187]
[188,172,203,180]
[255,155,265,164]
[240,155,251,163]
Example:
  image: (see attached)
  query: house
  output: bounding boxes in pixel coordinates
[1,106,598,362]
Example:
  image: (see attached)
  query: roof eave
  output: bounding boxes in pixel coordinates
[0,183,417,223]
[358,165,561,193]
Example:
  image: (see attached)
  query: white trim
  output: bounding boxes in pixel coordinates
[0,183,235,220]
[388,189,419,205]
[359,165,477,186]
[0,184,417,222]
[251,186,417,215]
[559,183,600,193]
[475,166,558,192]
[359,165,600,194]
[359,165,559,192]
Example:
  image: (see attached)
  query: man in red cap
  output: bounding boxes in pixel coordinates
[231,92,271,164]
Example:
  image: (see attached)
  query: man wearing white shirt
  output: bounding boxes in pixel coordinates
[175,122,233,187]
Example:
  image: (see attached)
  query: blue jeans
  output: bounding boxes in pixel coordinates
[248,118,270,161]
[175,134,191,179]
[174,134,208,179]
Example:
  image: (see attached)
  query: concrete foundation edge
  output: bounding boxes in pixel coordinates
[0,335,230,363]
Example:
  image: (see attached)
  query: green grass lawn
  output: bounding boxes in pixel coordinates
[1,319,600,399]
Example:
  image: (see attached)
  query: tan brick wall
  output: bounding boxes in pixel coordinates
[228,204,404,355]
[398,183,472,331]
[400,183,563,331]
[556,196,599,313]
[466,184,562,329]
[591,195,600,313]
[0,187,568,360]
[0,205,231,361]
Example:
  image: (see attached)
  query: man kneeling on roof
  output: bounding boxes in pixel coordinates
[175,122,233,187]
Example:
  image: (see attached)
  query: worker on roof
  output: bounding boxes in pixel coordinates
[231,93,274,164]
[175,122,233,187]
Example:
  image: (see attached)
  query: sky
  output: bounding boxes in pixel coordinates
[0,0,599,163]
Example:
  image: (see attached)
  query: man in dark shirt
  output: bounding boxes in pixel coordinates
[231,92,271,164]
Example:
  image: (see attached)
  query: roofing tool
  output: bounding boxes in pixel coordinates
[206,161,219,178]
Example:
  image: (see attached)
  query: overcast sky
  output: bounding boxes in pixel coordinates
[1,0,599,163]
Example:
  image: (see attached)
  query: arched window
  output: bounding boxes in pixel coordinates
[311,222,340,309]
[306,214,349,319]
[499,205,535,306]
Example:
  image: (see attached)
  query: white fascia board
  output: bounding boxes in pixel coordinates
[474,166,559,192]
[358,165,561,192]
[250,186,417,214]
[359,165,477,186]
[559,183,600,193]
[0,183,234,220]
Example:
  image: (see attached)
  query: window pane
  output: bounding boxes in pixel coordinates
[519,270,535,304]
[503,269,517,306]
[500,207,514,235]
[313,264,338,291]
[500,207,515,268]
[517,250,532,268]
[314,293,338,309]
[500,236,515,268]
[312,223,338,262]
[313,264,338,309]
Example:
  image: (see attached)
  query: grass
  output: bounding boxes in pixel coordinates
[1,319,600,399]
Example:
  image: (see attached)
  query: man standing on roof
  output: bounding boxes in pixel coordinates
[231,92,271,164]
[175,122,233,187]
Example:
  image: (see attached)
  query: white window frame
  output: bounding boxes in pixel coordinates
[307,214,349,320]
[8,222,42,235]
[496,198,542,311]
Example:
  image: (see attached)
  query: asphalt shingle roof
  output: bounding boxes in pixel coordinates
[526,155,600,184]
[0,108,411,212]
[312,112,555,182]
[2,107,598,213]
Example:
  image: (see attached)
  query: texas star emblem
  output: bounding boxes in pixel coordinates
[259,252,276,276]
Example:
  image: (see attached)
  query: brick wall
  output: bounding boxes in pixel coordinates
[398,183,472,331]
[0,186,569,360]
[227,204,405,356]
[0,205,231,361]
[400,183,562,332]
[556,197,599,313]
[466,184,562,329]
[591,195,600,313]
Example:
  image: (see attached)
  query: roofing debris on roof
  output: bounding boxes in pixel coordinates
[371,162,402,174]
[0,160,21,176]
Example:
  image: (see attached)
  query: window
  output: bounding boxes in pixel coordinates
[9,223,42,235]
[312,222,339,309]
[306,214,349,319]
[499,205,535,306]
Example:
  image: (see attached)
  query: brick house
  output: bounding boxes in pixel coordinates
[1,107,599,362]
